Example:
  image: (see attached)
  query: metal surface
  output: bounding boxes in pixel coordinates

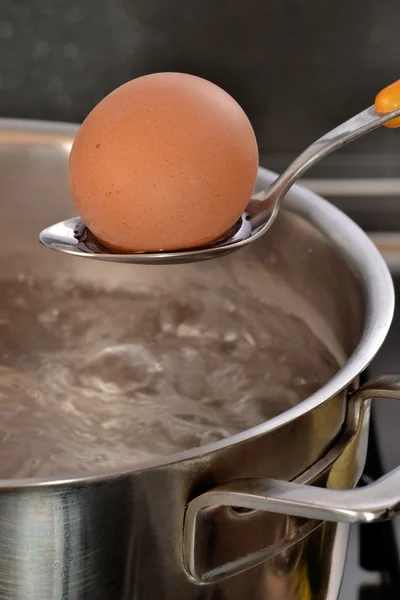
[339,264,400,600]
[0,118,397,598]
[189,467,400,524]
[183,388,370,584]
[39,104,400,265]
[184,375,400,586]
[185,375,400,543]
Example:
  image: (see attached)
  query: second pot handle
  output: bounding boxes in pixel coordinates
[184,374,400,580]
[184,466,400,528]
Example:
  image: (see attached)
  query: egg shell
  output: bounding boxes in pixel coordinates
[69,72,259,252]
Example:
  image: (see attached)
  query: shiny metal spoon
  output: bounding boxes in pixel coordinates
[40,104,400,265]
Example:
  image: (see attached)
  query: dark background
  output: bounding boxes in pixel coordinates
[1,0,400,173]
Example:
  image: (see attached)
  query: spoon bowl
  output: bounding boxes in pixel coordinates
[40,101,400,265]
[39,212,255,265]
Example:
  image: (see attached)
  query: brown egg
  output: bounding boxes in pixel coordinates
[68,72,259,252]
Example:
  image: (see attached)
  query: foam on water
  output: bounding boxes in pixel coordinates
[0,275,339,478]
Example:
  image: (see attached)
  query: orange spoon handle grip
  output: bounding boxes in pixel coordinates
[375,80,400,128]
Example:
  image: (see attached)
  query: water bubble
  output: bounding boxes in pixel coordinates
[38,308,60,325]
[177,323,201,338]
[223,331,238,343]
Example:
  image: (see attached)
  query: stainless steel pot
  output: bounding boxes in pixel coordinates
[0,118,399,600]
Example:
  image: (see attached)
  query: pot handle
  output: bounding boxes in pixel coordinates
[184,375,400,579]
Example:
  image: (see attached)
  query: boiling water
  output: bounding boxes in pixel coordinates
[0,274,339,478]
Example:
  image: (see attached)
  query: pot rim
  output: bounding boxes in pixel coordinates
[0,117,394,487]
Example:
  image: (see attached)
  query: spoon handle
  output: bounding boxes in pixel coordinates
[253,99,400,226]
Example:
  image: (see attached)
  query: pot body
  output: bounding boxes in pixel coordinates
[0,119,394,599]
[0,404,369,600]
